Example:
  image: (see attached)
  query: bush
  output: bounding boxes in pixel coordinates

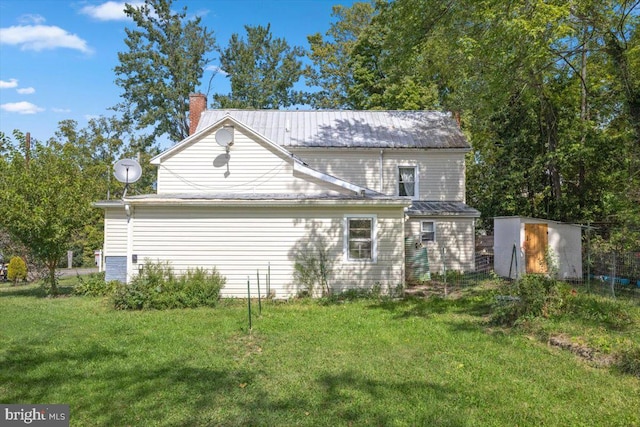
[73,272,118,297]
[490,275,573,326]
[7,256,27,284]
[113,261,225,310]
[616,345,640,378]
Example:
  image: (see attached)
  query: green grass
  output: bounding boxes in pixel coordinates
[1,280,639,426]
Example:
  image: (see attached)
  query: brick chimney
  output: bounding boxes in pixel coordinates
[189,93,207,135]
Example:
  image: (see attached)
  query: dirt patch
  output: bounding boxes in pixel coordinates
[548,334,616,368]
[404,282,464,298]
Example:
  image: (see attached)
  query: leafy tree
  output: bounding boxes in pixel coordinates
[214,24,306,108]
[0,132,94,295]
[313,0,639,237]
[114,0,216,143]
[306,2,376,109]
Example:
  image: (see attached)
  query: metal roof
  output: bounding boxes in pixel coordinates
[196,110,469,149]
[406,201,481,217]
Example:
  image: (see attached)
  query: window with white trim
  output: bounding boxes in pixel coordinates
[421,221,436,243]
[344,215,377,262]
[398,166,418,198]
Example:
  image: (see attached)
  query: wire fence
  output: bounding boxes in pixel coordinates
[406,242,640,301]
[584,250,640,299]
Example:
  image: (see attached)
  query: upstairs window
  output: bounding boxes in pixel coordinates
[399,166,417,198]
[344,215,377,262]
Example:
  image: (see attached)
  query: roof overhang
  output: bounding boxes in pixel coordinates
[95,194,412,209]
[406,201,481,217]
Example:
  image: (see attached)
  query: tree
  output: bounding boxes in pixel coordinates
[214,24,306,109]
[7,256,27,285]
[114,0,216,143]
[309,0,639,238]
[306,2,376,109]
[0,132,95,295]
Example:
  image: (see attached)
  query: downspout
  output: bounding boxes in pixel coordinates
[379,149,384,193]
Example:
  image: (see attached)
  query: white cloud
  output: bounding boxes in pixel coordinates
[18,14,46,25]
[0,78,19,89]
[52,108,72,113]
[17,87,35,95]
[0,25,93,53]
[1,101,45,115]
[207,65,228,76]
[80,1,145,21]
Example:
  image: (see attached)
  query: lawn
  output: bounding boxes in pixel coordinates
[1,280,639,426]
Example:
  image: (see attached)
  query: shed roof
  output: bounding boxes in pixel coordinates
[196,110,469,150]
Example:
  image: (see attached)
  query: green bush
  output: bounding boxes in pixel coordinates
[73,272,118,297]
[616,345,640,378]
[490,275,573,326]
[113,261,225,310]
[7,256,27,284]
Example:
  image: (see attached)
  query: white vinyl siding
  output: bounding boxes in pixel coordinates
[128,205,404,298]
[103,208,127,256]
[291,149,466,201]
[156,127,335,195]
[405,217,475,273]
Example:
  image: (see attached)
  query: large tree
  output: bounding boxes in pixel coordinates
[306,2,376,109]
[0,132,96,295]
[114,0,215,143]
[214,24,306,109]
[310,0,639,243]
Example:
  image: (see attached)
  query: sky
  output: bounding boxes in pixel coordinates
[0,0,354,148]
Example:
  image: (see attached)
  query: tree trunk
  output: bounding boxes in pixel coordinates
[47,260,58,296]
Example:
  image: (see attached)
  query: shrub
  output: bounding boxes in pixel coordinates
[7,256,27,284]
[616,345,640,378]
[294,245,332,297]
[73,272,118,297]
[490,275,573,326]
[113,261,225,310]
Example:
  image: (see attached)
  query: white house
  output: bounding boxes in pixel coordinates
[493,216,583,280]
[95,94,480,298]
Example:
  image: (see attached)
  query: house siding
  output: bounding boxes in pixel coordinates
[404,216,476,274]
[157,127,335,195]
[104,208,127,256]
[127,204,405,298]
[291,149,465,200]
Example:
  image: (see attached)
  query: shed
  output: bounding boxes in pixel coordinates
[493,216,583,280]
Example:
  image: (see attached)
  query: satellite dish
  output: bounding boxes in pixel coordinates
[113,159,142,184]
[215,128,234,147]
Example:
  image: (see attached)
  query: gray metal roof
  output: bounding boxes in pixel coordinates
[197,110,469,149]
[406,201,481,217]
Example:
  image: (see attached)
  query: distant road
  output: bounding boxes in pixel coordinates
[59,267,99,277]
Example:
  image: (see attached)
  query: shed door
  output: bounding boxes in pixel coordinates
[524,223,548,274]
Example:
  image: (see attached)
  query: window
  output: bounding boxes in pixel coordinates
[421,221,435,243]
[344,215,377,262]
[398,166,417,198]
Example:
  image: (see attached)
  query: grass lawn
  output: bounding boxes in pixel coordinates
[1,279,639,426]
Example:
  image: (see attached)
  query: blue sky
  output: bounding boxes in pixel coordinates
[0,0,354,147]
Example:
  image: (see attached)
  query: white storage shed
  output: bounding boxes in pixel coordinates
[493,216,583,280]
